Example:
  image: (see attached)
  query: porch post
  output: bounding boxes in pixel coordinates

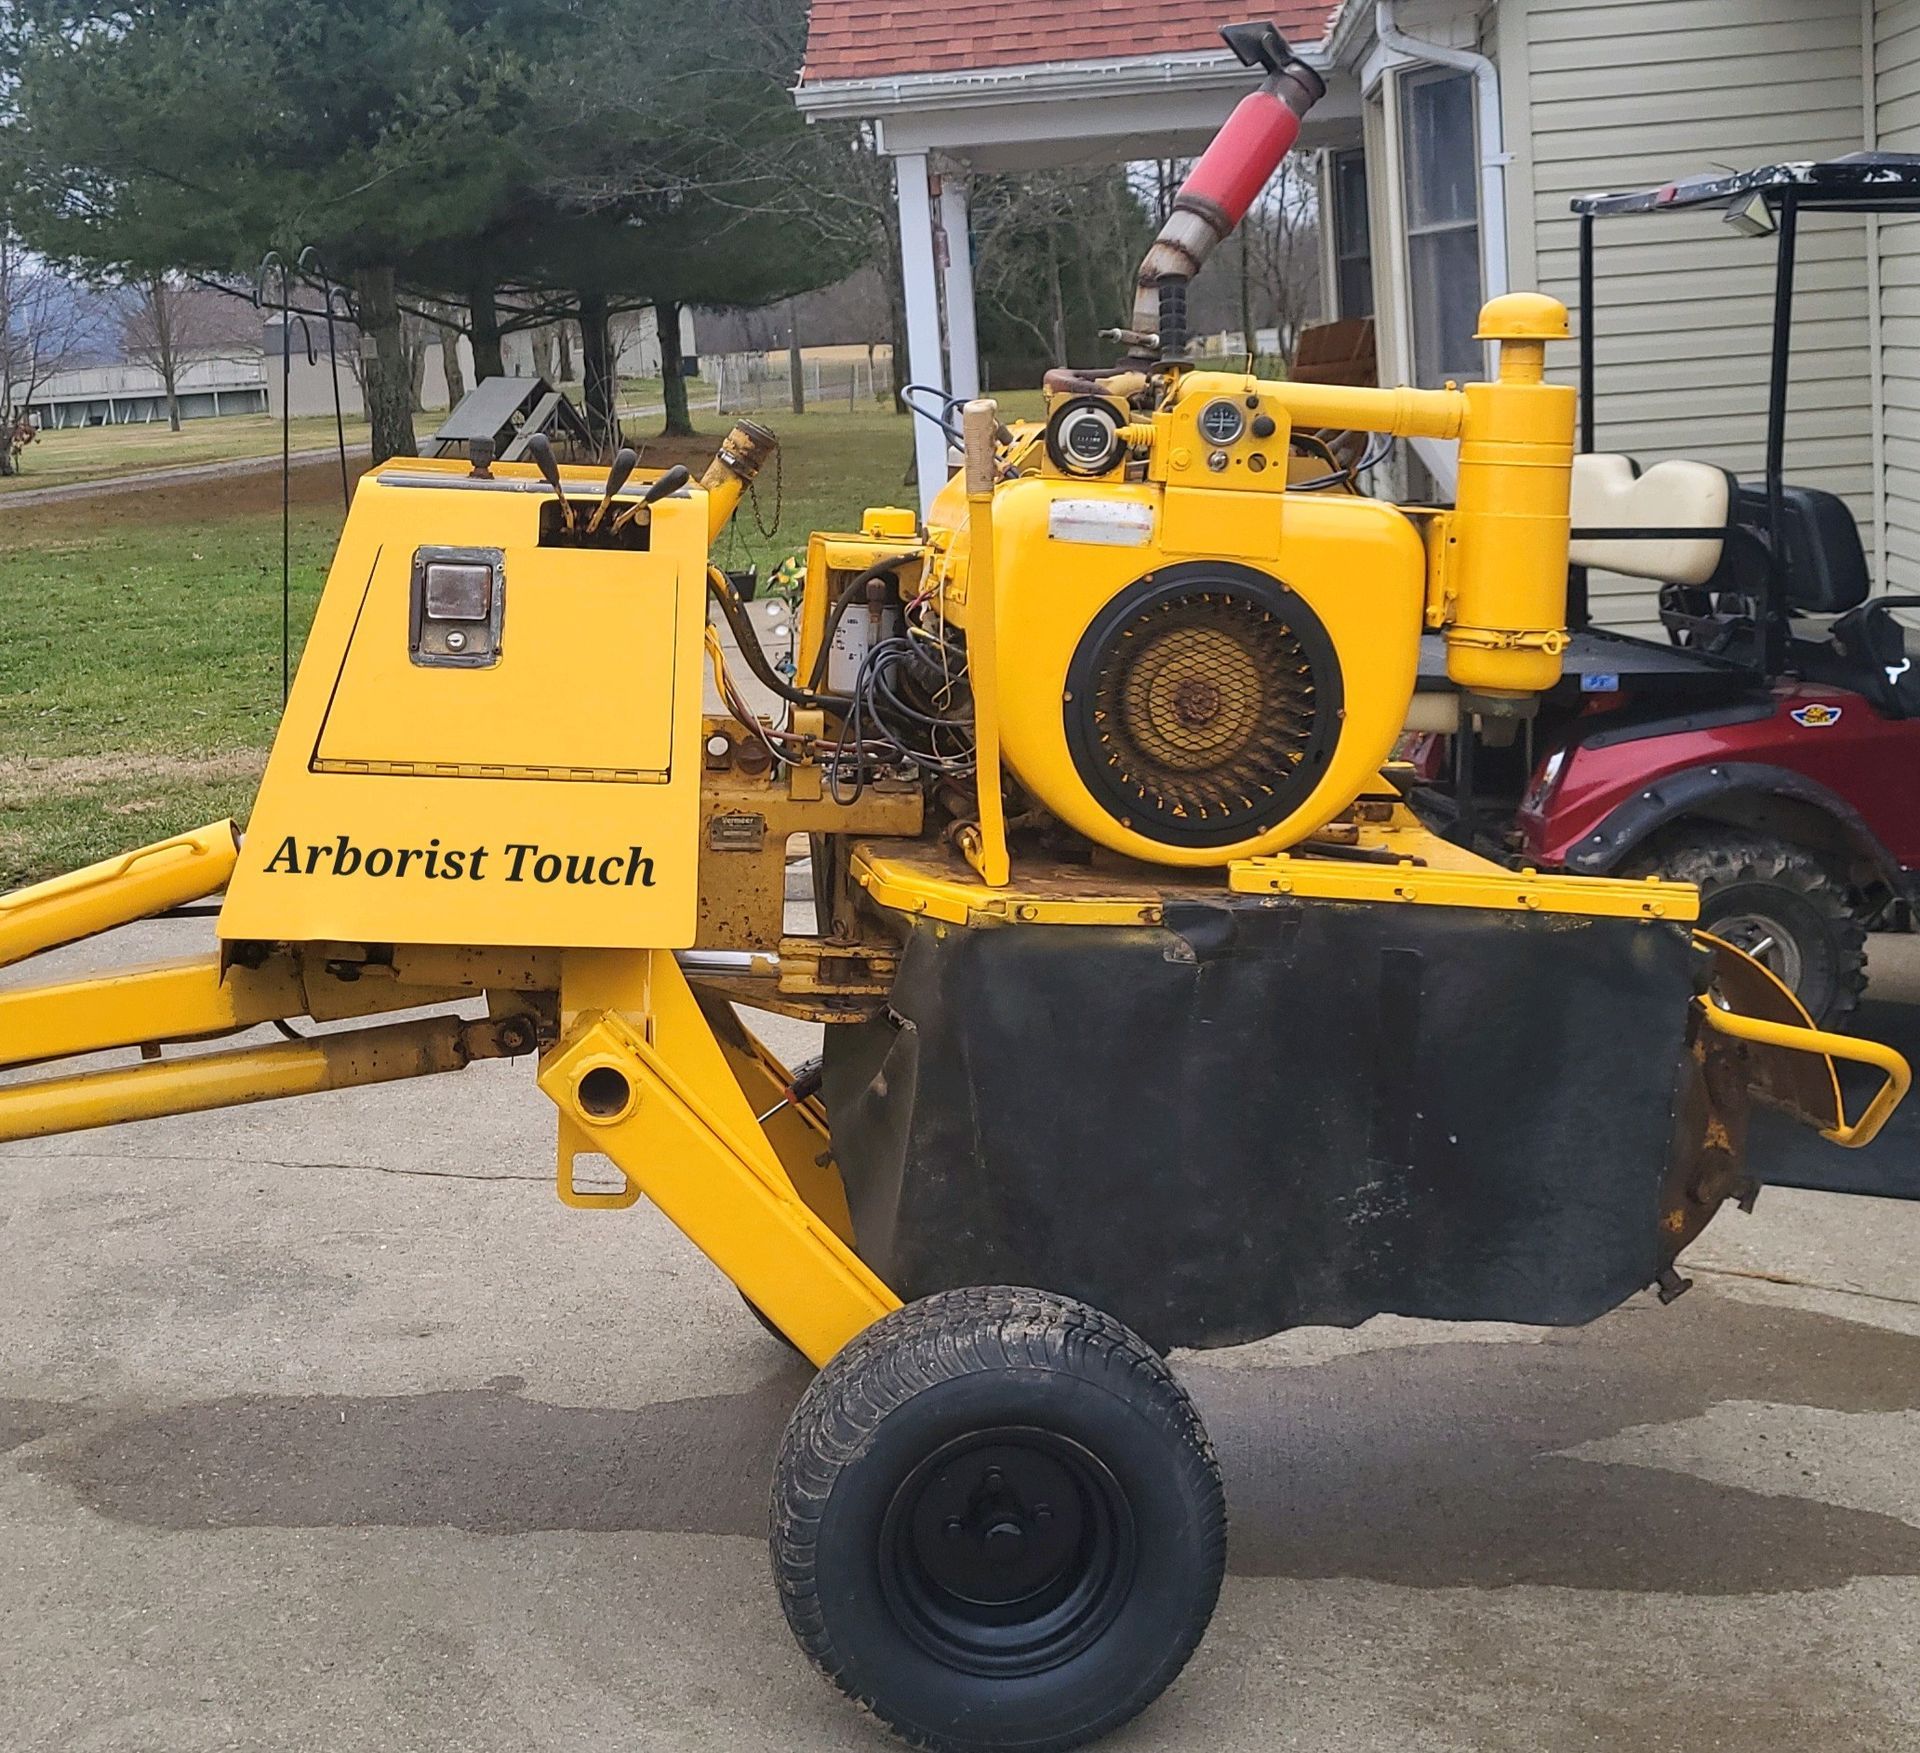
[895,150,951,516]
[935,169,981,403]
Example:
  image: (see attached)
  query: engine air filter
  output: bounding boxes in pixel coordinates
[1064,564,1342,849]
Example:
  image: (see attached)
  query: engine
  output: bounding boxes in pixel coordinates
[784,20,1577,872]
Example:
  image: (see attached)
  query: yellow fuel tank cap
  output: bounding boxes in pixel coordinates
[862,506,919,539]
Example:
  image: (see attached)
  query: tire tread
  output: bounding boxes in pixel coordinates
[1629,827,1868,1021]
[770,1286,1224,1753]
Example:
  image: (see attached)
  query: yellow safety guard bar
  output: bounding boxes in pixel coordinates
[1696,999,1912,1150]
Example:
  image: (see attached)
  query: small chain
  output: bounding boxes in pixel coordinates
[748,444,783,539]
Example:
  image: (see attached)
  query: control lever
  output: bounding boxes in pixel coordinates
[612,464,692,535]
[586,447,638,534]
[526,433,575,530]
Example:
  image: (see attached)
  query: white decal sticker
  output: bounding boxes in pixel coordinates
[1048,499,1154,547]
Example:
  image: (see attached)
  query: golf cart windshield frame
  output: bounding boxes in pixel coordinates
[1569,155,1920,664]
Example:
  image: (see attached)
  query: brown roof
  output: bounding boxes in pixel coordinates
[802,2,1341,84]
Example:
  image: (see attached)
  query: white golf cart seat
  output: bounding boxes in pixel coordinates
[1570,453,1732,587]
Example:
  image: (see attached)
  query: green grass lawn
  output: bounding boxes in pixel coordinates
[0,399,1030,887]
[614,374,711,408]
[2,413,377,496]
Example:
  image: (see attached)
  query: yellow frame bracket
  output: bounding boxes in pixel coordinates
[1696,999,1912,1150]
[537,987,898,1365]
[958,399,1011,887]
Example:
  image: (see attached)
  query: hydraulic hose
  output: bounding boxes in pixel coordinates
[705,568,853,713]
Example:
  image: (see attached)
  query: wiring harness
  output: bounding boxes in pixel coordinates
[703,565,976,800]
[828,592,976,803]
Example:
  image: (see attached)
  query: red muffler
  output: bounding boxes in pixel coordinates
[1126,21,1327,357]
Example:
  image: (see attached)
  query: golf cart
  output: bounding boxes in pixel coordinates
[1410,155,1920,1026]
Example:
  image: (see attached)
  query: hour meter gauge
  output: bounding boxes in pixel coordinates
[1198,399,1246,446]
[1063,409,1118,466]
[1045,397,1126,477]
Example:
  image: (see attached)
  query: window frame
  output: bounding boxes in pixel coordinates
[1396,63,1484,387]
[1328,147,1375,320]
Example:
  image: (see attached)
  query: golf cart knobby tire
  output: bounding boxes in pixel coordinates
[1628,829,1867,1024]
[770,1285,1226,1753]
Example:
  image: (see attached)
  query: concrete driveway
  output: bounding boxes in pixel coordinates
[5,920,1920,1752]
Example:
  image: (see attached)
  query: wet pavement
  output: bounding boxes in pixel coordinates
[3,921,1918,1751]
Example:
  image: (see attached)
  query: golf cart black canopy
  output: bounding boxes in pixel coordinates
[1565,156,1920,661]
[1574,152,1920,217]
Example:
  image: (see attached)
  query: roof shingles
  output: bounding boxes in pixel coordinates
[802,1,1340,83]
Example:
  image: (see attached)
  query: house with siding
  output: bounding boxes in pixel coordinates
[799,0,1913,628]
[1316,0,1909,631]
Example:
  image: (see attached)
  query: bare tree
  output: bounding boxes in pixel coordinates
[1187,159,1323,360]
[1246,158,1323,360]
[0,228,99,473]
[649,99,909,413]
[531,324,558,384]
[120,274,256,431]
[436,311,468,411]
[400,308,439,413]
[970,165,1149,374]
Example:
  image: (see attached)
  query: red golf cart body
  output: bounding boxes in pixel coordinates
[1518,678,1918,883]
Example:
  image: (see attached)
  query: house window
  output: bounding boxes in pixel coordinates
[1400,67,1482,385]
[1330,150,1374,318]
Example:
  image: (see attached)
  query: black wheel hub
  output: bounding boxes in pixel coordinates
[1711,907,1807,994]
[880,1428,1137,1677]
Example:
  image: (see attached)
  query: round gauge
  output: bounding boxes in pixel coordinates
[1198,399,1246,446]
[1045,397,1124,476]
[1062,407,1119,468]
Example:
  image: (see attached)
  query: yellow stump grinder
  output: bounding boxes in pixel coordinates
[0,22,1908,1753]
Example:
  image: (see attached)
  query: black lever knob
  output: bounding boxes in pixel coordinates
[587,447,638,533]
[639,464,692,506]
[527,432,575,528]
[612,463,693,534]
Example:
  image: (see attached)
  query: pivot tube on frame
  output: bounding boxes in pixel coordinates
[1571,211,1596,633]
[1764,188,1800,677]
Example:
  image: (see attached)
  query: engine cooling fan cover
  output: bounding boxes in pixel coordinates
[1063,563,1344,849]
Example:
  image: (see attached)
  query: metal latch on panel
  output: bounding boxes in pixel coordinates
[410,546,504,668]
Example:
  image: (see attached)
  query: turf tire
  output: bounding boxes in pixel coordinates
[1629,829,1866,1024]
[770,1285,1225,1753]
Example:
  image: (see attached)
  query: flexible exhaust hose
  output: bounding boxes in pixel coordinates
[1129,57,1327,356]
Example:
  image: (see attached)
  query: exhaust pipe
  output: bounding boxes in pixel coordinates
[1124,22,1327,358]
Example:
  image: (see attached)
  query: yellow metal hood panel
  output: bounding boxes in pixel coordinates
[314,544,680,779]
[220,467,708,950]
